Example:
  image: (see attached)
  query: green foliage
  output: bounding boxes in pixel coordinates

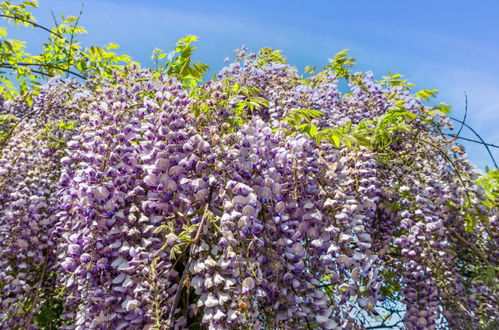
[415,88,439,102]
[282,98,420,153]
[0,0,38,27]
[283,109,323,139]
[316,124,355,148]
[380,72,415,89]
[290,105,416,152]
[191,80,268,132]
[0,112,17,143]
[363,103,416,150]
[0,0,131,104]
[151,35,209,87]
[41,119,75,149]
[304,65,316,75]
[325,49,355,79]
[431,102,453,114]
[257,47,287,66]
[232,83,268,116]
[33,14,87,77]
[78,43,132,78]
[33,295,64,329]
[477,168,499,209]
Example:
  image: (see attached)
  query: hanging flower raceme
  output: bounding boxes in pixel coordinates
[0,78,79,327]
[0,45,497,330]
[56,67,215,329]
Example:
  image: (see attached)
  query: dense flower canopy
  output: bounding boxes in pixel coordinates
[0,47,497,329]
[0,2,498,329]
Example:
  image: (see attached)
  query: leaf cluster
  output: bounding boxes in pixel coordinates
[0,0,131,104]
[151,35,209,88]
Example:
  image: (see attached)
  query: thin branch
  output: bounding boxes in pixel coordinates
[440,133,499,149]
[366,320,403,329]
[365,310,395,329]
[50,10,61,38]
[455,92,468,137]
[1,65,54,78]
[66,3,84,78]
[449,116,498,169]
[450,229,491,266]
[0,105,41,148]
[0,14,65,40]
[24,250,49,328]
[0,62,86,79]
[169,187,214,328]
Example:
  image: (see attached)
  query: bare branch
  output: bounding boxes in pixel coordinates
[449,116,498,169]
[440,133,499,149]
[0,62,86,79]
[0,14,65,40]
[455,92,468,137]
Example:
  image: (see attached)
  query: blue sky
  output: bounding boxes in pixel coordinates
[8,0,499,169]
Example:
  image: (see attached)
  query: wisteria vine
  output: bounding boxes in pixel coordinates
[0,42,498,330]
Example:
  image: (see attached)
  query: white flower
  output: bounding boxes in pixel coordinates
[242,277,255,293]
[122,276,134,287]
[204,257,217,268]
[352,251,364,261]
[125,299,139,312]
[111,256,126,269]
[204,277,214,289]
[213,309,226,321]
[337,254,351,266]
[211,273,223,285]
[112,273,126,284]
[191,276,203,289]
[205,293,219,308]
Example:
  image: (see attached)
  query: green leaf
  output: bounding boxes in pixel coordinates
[257,47,287,65]
[325,49,355,79]
[380,72,415,88]
[432,102,452,114]
[464,213,476,232]
[105,42,119,50]
[305,65,316,74]
[415,89,438,102]
[330,134,340,147]
[308,124,317,138]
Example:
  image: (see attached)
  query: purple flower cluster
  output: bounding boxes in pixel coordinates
[0,52,497,329]
[56,68,216,328]
[0,78,77,326]
[192,118,341,328]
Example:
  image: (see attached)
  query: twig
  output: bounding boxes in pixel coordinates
[455,92,468,138]
[66,3,84,78]
[0,65,54,78]
[365,319,403,329]
[0,14,65,40]
[450,229,491,266]
[440,133,499,149]
[365,310,395,329]
[169,187,214,327]
[0,106,41,148]
[0,62,86,79]
[24,250,49,328]
[290,286,313,330]
[449,116,498,169]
